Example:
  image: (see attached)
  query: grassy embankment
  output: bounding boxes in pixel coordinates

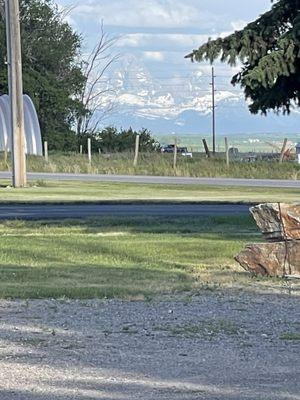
[0,215,294,299]
[1,151,300,180]
[0,180,299,203]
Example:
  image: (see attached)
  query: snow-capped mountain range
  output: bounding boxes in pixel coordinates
[102,54,300,134]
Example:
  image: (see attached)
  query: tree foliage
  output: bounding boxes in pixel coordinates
[186,0,300,114]
[0,0,86,149]
[79,127,161,153]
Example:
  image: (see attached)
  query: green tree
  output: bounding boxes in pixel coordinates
[0,0,86,149]
[79,127,161,153]
[186,0,300,114]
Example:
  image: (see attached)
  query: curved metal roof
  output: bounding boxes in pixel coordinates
[0,94,42,156]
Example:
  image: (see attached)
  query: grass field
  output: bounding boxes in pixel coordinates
[157,132,300,153]
[0,215,291,299]
[0,180,300,203]
[1,151,300,180]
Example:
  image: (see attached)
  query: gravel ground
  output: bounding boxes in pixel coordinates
[0,290,299,400]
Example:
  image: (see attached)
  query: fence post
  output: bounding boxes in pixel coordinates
[225,137,229,167]
[87,138,92,164]
[4,148,7,165]
[79,145,83,155]
[133,134,140,167]
[173,137,177,170]
[279,138,288,163]
[44,141,48,162]
[202,139,211,158]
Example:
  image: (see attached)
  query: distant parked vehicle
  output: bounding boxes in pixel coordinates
[161,144,175,153]
[161,145,193,158]
[180,148,193,158]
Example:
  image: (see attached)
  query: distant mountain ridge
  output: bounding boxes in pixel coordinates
[103,54,300,134]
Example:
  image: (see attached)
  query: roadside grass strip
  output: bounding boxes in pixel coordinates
[0,180,300,203]
[1,151,300,180]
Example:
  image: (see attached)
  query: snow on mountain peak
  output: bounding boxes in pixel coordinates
[104,55,241,122]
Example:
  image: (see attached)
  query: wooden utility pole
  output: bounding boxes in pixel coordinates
[5,0,27,187]
[133,134,140,167]
[211,67,216,155]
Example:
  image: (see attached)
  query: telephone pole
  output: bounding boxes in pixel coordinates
[5,0,27,187]
[211,66,216,155]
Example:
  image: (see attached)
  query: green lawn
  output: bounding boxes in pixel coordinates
[0,215,292,299]
[0,180,299,203]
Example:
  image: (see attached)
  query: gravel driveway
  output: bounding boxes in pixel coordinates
[0,290,299,400]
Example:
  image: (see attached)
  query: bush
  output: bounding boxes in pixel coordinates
[78,127,161,153]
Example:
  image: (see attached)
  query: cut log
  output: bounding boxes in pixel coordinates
[250,203,300,241]
[235,241,300,277]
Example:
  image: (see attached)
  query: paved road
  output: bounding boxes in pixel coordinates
[0,203,250,220]
[1,171,300,188]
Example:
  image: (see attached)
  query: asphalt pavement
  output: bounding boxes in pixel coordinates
[0,203,250,220]
[1,171,300,188]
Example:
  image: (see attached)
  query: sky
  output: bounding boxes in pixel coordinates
[59,0,272,77]
[55,0,299,135]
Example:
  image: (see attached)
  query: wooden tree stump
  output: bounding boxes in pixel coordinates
[236,203,300,277]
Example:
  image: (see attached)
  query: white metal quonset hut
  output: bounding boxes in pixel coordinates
[0,94,43,156]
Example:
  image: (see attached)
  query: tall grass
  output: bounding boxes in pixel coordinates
[1,151,300,179]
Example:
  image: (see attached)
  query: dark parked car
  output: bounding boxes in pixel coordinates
[161,145,192,157]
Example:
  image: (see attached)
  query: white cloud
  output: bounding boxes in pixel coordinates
[62,0,272,34]
[73,0,219,29]
[231,20,248,31]
[117,33,210,52]
[218,20,249,38]
[143,51,165,62]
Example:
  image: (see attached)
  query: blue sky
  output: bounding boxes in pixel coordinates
[56,0,299,135]
[60,0,272,76]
